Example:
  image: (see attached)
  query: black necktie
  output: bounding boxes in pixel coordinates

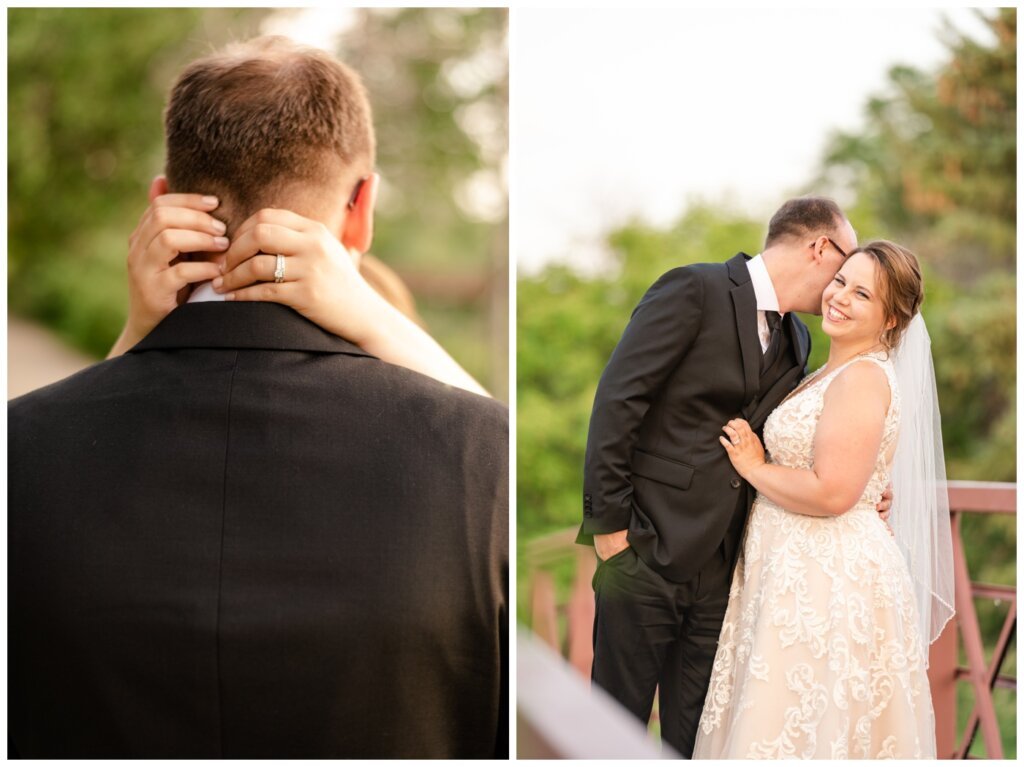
[761,310,783,373]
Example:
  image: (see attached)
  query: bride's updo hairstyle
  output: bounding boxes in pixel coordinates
[849,240,924,352]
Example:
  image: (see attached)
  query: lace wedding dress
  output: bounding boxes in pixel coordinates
[693,353,936,759]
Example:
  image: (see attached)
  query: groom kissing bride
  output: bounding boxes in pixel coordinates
[579,197,954,758]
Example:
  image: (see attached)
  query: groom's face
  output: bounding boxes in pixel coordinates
[833,219,858,257]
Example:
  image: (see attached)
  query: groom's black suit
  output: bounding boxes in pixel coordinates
[8,302,509,759]
[579,253,810,756]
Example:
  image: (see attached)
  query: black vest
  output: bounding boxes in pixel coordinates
[721,316,798,563]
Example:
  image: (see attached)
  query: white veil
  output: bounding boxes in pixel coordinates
[888,313,956,656]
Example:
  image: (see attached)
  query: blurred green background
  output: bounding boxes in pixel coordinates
[8,7,508,401]
[517,9,1015,756]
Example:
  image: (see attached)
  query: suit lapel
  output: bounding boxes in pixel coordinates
[727,253,760,407]
[748,366,802,430]
[787,312,810,373]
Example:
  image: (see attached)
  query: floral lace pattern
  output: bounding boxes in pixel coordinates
[693,354,936,759]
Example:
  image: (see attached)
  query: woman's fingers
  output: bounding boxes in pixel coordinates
[223,281,297,304]
[725,419,755,443]
[139,229,230,270]
[131,206,227,271]
[138,205,227,242]
[117,194,227,352]
[136,217,228,268]
[230,207,319,244]
[221,223,309,273]
[217,254,301,293]
[160,260,224,293]
[152,193,220,211]
[134,195,223,250]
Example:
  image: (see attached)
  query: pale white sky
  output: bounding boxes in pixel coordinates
[260,7,359,53]
[513,7,997,274]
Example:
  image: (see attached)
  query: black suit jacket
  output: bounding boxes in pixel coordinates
[8,302,509,759]
[580,253,810,583]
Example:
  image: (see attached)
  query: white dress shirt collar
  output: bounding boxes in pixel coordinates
[746,254,782,315]
[187,281,226,303]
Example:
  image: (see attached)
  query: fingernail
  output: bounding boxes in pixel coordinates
[212,277,223,290]
[212,219,227,234]
[203,196,219,207]
[224,293,235,301]
[213,236,229,249]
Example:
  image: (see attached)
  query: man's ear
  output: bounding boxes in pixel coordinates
[148,175,168,203]
[811,235,828,265]
[340,173,379,255]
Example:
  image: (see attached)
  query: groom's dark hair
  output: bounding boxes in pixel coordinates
[164,36,375,229]
[764,197,846,248]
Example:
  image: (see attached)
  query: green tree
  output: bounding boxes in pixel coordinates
[517,205,765,538]
[8,8,270,356]
[518,11,1016,751]
[816,10,1017,754]
[810,9,1016,486]
[340,8,509,397]
[818,9,1016,280]
[8,8,508,400]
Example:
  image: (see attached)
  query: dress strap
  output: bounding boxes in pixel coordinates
[821,351,892,383]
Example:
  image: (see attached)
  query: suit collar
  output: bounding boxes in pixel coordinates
[129,303,376,358]
[726,251,753,286]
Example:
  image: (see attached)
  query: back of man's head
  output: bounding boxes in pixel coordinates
[764,196,846,249]
[164,36,374,231]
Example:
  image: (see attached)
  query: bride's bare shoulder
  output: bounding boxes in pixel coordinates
[824,358,891,413]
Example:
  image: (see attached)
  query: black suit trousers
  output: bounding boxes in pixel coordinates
[591,543,732,757]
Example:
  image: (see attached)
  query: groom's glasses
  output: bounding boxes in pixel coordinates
[811,237,849,260]
[825,237,849,260]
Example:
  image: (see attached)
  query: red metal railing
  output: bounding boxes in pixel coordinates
[944,481,1016,759]
[523,480,1015,758]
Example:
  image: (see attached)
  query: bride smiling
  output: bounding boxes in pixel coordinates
[694,240,954,759]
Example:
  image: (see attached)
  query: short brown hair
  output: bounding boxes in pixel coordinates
[852,240,924,351]
[765,196,846,248]
[164,36,375,224]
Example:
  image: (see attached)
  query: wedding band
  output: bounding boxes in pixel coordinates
[274,254,285,283]
[732,437,739,444]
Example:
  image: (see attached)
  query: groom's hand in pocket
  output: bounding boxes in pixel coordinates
[594,529,630,561]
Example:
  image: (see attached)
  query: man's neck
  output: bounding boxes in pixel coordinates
[759,249,794,314]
